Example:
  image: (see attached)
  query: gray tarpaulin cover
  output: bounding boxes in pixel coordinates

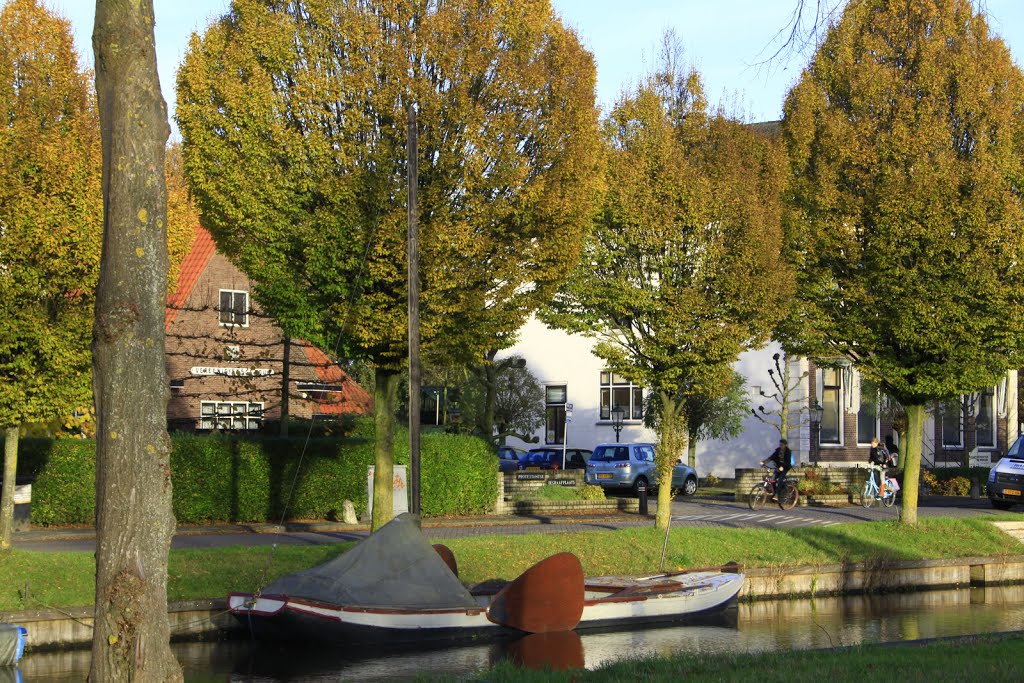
[261,512,478,610]
[0,623,23,666]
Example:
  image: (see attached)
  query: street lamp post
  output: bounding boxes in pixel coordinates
[610,404,625,443]
[809,401,824,464]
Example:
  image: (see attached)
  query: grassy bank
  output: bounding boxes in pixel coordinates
[1,517,1021,612]
[471,633,1024,682]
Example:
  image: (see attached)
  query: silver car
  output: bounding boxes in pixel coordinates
[585,443,658,496]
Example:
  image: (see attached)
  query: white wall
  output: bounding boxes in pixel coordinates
[498,318,805,478]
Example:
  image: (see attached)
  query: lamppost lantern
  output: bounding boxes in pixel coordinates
[811,402,824,429]
[809,401,824,464]
[610,404,625,443]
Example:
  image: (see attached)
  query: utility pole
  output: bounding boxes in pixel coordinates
[407,104,421,516]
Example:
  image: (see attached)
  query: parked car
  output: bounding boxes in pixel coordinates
[988,435,1024,510]
[585,443,658,495]
[671,461,699,496]
[496,446,526,473]
[517,447,591,470]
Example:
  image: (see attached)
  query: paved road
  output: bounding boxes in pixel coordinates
[11,495,1012,552]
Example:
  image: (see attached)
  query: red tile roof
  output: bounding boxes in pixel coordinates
[300,341,374,415]
[165,226,215,331]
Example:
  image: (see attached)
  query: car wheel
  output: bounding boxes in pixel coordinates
[632,476,649,497]
[682,476,698,496]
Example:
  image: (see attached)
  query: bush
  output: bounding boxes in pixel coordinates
[15,431,496,526]
[797,468,846,496]
[704,474,722,487]
[578,484,607,501]
[513,483,607,503]
[923,469,974,496]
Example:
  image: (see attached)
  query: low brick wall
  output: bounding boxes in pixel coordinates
[736,465,875,502]
[494,470,637,515]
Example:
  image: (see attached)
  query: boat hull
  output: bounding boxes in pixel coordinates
[228,571,743,643]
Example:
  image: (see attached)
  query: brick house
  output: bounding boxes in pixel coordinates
[165,228,372,431]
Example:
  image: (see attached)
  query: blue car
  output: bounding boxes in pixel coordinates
[671,461,699,496]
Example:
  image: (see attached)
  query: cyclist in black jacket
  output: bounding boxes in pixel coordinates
[761,439,793,496]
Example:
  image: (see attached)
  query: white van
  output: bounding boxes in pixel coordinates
[988,436,1024,510]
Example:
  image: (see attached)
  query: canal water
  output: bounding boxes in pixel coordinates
[13,585,1024,681]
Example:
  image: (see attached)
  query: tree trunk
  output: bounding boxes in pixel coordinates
[481,350,498,443]
[0,426,19,552]
[899,403,926,526]
[280,336,290,437]
[655,394,685,530]
[686,427,697,469]
[91,2,181,680]
[372,369,401,531]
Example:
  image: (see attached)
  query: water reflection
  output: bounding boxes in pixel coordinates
[17,585,1024,682]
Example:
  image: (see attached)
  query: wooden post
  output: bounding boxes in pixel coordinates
[407,105,421,516]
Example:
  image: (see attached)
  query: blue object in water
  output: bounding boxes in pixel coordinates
[0,623,26,666]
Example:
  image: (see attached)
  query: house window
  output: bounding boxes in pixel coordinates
[599,371,643,420]
[820,368,841,445]
[975,389,996,448]
[857,379,879,445]
[219,290,249,327]
[200,401,263,430]
[941,399,963,448]
[545,384,566,445]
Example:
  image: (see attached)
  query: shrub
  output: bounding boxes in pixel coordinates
[796,468,846,496]
[923,469,973,496]
[578,484,607,501]
[17,431,496,526]
[704,474,722,487]
[514,483,606,503]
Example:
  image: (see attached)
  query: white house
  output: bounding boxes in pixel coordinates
[498,316,1019,478]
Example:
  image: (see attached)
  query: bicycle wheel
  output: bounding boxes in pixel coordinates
[861,481,876,508]
[882,481,897,508]
[748,483,769,510]
[778,482,799,510]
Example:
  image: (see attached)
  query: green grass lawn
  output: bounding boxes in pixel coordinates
[1,517,1021,612]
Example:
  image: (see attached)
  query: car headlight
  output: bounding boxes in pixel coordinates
[989,466,998,483]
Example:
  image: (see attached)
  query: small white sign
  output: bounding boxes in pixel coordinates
[566,403,573,412]
[191,366,275,378]
[565,416,572,423]
[13,484,31,505]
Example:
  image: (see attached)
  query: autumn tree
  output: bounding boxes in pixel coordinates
[90,0,182,679]
[177,0,602,529]
[544,40,791,529]
[781,0,1024,524]
[0,0,101,551]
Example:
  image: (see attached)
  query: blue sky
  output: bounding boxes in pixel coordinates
[51,0,1024,135]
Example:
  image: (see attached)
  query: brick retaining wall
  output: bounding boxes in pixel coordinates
[735,465,877,501]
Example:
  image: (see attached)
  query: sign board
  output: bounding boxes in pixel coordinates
[366,465,409,517]
[191,366,275,378]
[549,479,577,487]
[516,473,546,481]
[13,484,31,505]
[565,403,573,414]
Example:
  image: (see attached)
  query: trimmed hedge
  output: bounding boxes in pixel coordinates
[11,431,496,526]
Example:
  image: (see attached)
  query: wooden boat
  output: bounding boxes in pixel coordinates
[228,513,743,643]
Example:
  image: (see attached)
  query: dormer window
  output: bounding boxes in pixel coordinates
[219,290,248,327]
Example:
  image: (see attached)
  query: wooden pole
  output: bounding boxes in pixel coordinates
[407,105,421,516]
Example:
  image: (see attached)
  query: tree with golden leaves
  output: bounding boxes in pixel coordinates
[177,0,603,529]
[545,38,792,530]
[781,0,1024,525]
[0,0,101,551]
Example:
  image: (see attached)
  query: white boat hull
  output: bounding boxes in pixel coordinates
[228,571,743,642]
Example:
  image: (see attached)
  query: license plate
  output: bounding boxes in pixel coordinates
[597,473,613,480]
[1004,488,1021,496]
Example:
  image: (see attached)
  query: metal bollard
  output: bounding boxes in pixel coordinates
[637,481,648,516]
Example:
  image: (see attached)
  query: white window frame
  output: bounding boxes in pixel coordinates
[940,399,964,449]
[974,389,997,449]
[544,384,567,445]
[200,401,263,430]
[219,289,249,328]
[856,381,880,447]
[817,367,844,447]
[599,371,643,422]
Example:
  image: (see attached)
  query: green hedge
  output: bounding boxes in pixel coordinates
[11,431,496,526]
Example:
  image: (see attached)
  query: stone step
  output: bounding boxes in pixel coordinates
[992,521,1024,542]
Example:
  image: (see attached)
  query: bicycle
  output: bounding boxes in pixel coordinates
[861,464,897,508]
[749,465,799,510]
